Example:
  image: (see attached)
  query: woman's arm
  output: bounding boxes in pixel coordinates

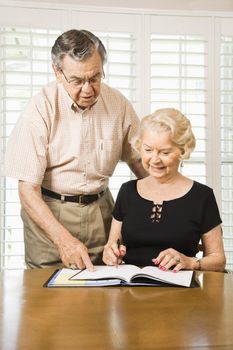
[102,218,126,266]
[198,225,226,272]
[153,225,226,272]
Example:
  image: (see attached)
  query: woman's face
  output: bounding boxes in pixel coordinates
[140,128,182,181]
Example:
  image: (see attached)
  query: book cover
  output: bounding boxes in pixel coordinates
[44,268,122,287]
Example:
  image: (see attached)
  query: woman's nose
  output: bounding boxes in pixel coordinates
[151,153,161,163]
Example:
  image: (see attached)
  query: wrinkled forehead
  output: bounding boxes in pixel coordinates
[61,54,103,79]
[60,50,103,70]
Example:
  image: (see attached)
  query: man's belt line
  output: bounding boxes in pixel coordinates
[41,187,105,205]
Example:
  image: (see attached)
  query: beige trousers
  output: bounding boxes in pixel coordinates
[21,188,114,269]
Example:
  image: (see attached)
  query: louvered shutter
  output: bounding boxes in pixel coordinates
[219,19,233,270]
[0,27,60,269]
[149,16,211,184]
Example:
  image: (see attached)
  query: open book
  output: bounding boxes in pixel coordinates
[44,265,195,288]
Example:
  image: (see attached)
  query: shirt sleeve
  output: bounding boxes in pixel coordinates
[4,102,48,184]
[200,189,222,234]
[120,97,140,164]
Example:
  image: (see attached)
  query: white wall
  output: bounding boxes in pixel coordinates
[4,0,233,12]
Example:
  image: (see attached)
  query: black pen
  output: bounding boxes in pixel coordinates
[116,239,121,268]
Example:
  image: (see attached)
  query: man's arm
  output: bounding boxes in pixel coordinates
[128,158,148,178]
[18,180,94,270]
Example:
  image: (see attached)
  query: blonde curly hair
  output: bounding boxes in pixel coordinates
[133,108,196,159]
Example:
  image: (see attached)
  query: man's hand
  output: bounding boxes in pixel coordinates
[57,236,94,271]
[18,181,94,271]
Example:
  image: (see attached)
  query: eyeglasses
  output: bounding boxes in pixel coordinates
[60,69,104,88]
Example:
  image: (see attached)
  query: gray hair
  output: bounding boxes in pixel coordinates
[51,29,107,69]
[133,108,196,159]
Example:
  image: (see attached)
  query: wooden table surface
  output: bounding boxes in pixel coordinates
[0,268,233,350]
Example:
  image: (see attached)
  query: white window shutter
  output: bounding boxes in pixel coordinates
[0,27,60,269]
[148,16,212,184]
[150,33,207,183]
[219,19,233,270]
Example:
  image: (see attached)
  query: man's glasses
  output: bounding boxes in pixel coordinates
[60,69,104,88]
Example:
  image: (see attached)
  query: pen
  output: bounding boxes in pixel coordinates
[116,239,121,268]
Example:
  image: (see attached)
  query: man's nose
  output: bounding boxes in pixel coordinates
[81,81,92,92]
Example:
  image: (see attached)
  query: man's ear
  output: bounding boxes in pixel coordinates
[52,64,62,82]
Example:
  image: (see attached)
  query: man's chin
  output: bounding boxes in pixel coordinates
[77,98,97,109]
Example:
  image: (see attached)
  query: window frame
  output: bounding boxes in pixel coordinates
[0,3,233,270]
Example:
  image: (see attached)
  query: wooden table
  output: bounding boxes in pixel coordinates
[0,268,233,350]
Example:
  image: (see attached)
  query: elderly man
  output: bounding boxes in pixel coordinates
[5,29,146,270]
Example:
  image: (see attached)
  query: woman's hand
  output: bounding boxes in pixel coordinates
[103,241,126,266]
[152,248,196,272]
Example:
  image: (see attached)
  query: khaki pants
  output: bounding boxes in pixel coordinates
[21,188,114,269]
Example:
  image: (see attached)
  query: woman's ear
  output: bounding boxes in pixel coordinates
[180,148,185,156]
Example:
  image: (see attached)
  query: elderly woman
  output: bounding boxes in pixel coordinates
[103,108,226,272]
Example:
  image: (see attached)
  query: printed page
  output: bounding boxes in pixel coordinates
[137,266,193,287]
[70,265,141,283]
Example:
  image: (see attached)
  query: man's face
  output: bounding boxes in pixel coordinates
[53,50,103,109]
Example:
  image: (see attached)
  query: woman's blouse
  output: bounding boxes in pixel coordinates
[112,180,222,266]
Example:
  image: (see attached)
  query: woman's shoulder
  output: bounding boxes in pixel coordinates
[193,181,213,193]
[120,179,137,191]
[115,180,138,204]
[191,181,215,199]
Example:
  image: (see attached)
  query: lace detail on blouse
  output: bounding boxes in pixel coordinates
[150,203,163,223]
